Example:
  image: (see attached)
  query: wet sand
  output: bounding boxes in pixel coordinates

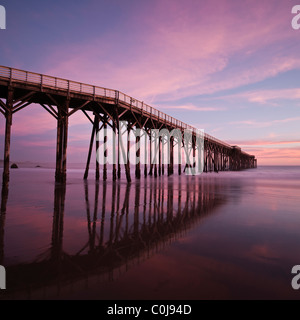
[0,166,300,300]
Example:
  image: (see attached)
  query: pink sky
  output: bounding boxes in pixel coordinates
[1,0,300,165]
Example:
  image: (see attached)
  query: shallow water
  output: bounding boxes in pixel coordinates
[0,166,300,300]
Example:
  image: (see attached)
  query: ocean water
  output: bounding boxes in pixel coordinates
[0,166,300,300]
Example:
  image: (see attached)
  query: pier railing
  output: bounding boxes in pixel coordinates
[0,65,232,149]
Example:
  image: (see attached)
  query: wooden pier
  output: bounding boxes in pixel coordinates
[0,66,257,183]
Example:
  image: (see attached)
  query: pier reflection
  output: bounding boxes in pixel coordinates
[0,176,227,299]
[0,181,9,265]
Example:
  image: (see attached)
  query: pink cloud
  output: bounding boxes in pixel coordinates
[229,139,300,146]
[11,105,56,135]
[160,105,226,112]
[20,139,56,148]
[41,1,298,103]
[245,147,300,165]
[217,88,300,105]
[230,117,300,128]
[225,137,300,165]
[0,102,93,137]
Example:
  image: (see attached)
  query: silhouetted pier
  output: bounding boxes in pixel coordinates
[0,66,257,183]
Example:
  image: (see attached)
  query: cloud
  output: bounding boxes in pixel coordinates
[11,105,56,136]
[230,117,300,128]
[160,105,226,112]
[41,0,299,104]
[255,147,300,159]
[219,88,300,106]
[230,139,300,147]
[244,147,300,165]
[0,102,93,137]
[224,136,300,165]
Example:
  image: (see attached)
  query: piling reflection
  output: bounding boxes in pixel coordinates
[0,181,9,265]
[51,183,66,263]
[0,176,227,299]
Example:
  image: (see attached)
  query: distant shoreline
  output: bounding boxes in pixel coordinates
[0,160,86,170]
[0,160,299,170]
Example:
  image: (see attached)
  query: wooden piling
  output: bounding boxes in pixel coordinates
[171,136,174,174]
[214,150,218,172]
[55,111,63,182]
[125,125,131,182]
[2,89,13,184]
[62,100,69,182]
[168,136,174,175]
[154,132,158,177]
[112,121,117,181]
[149,134,153,176]
[162,137,165,176]
[144,132,147,177]
[84,119,96,180]
[117,122,121,179]
[158,136,162,176]
[193,139,196,169]
[135,130,141,179]
[95,116,100,181]
[55,100,69,183]
[103,120,107,181]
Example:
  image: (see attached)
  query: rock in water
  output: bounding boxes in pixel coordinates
[11,163,18,168]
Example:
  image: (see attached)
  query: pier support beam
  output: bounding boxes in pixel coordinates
[125,125,131,182]
[162,136,165,176]
[112,121,117,181]
[84,116,96,180]
[55,113,62,182]
[149,133,153,176]
[158,136,162,176]
[168,136,174,176]
[154,158,158,178]
[55,99,69,183]
[103,120,107,181]
[178,138,182,176]
[193,139,196,169]
[2,89,13,184]
[204,147,208,173]
[214,150,219,172]
[95,116,100,181]
[117,122,121,180]
[135,129,141,179]
[144,131,148,177]
[62,108,69,180]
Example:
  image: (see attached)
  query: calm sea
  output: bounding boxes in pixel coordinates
[0,165,300,300]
